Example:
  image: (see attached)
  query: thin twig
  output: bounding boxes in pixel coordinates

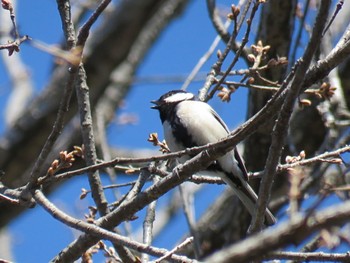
[1,5,33,126]
[22,0,78,199]
[76,0,112,47]
[33,189,194,263]
[205,0,250,61]
[95,109,136,261]
[181,20,231,91]
[0,192,19,205]
[266,251,350,262]
[0,184,34,207]
[51,128,249,262]
[250,0,331,233]
[286,234,323,263]
[153,237,194,263]
[72,0,113,218]
[204,200,350,263]
[1,0,19,39]
[75,65,109,215]
[323,0,344,36]
[289,0,310,69]
[124,168,151,202]
[200,0,247,101]
[206,1,261,101]
[47,133,350,190]
[179,184,200,258]
[250,145,350,178]
[0,35,30,55]
[141,176,158,263]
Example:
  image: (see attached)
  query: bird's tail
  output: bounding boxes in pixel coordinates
[224,175,276,226]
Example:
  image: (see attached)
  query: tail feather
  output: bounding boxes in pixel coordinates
[223,175,276,226]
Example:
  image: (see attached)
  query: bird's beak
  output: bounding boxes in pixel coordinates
[151,100,159,109]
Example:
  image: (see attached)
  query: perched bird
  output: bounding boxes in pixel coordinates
[151,90,275,225]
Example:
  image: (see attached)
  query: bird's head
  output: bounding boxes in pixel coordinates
[151,90,195,110]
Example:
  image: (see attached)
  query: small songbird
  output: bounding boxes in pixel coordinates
[151,90,275,225]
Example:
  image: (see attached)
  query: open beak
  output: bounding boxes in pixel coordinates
[151,100,160,109]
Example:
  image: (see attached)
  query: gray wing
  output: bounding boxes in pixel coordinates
[210,108,230,133]
[210,108,249,181]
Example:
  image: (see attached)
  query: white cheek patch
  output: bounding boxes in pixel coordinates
[165,92,194,103]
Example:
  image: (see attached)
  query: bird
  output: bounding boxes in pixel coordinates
[151,90,276,225]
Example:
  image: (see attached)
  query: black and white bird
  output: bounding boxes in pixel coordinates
[151,90,275,225]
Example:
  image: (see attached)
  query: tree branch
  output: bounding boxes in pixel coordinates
[33,189,194,263]
[204,200,350,263]
[250,0,331,232]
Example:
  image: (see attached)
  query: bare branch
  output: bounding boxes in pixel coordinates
[153,237,194,263]
[141,177,158,262]
[250,0,331,233]
[205,200,350,263]
[266,251,350,262]
[33,189,194,263]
